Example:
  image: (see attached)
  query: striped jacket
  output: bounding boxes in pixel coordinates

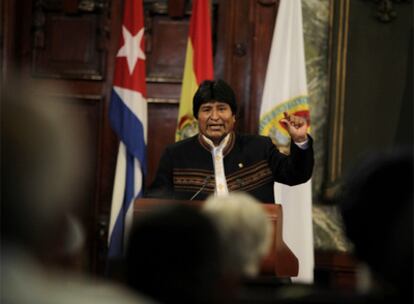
[146,132,314,203]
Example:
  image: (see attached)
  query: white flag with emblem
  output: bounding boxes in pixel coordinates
[259,0,313,283]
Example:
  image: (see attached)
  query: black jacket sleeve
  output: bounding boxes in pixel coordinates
[267,135,314,186]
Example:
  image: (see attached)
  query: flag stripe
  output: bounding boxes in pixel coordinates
[190,0,214,83]
[108,0,147,258]
[108,143,126,245]
[108,149,143,257]
[175,0,214,141]
[177,41,199,124]
[110,88,147,172]
[112,0,146,93]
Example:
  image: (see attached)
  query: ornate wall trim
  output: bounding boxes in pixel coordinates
[324,0,350,199]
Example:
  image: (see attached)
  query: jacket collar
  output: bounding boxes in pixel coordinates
[198,132,235,157]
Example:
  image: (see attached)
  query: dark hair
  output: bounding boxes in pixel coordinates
[193,79,237,118]
[126,203,223,304]
[339,148,413,297]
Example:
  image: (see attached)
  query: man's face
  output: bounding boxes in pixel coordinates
[197,101,235,145]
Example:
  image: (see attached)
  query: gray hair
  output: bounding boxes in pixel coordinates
[202,192,272,277]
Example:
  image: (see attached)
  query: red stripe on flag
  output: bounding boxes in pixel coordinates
[113,0,147,96]
[190,0,214,84]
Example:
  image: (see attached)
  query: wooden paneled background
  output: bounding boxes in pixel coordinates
[2,0,412,289]
[1,0,282,274]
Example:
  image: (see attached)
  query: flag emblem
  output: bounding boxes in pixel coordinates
[260,96,310,147]
[177,114,199,139]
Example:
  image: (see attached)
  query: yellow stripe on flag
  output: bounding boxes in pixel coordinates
[175,40,199,141]
[175,0,214,142]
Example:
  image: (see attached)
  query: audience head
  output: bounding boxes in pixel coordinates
[202,192,272,278]
[193,79,238,119]
[126,203,223,304]
[1,77,87,260]
[338,148,413,298]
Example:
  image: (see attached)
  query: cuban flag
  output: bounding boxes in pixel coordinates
[108,0,147,258]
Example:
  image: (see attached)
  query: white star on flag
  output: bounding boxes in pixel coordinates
[116,26,146,74]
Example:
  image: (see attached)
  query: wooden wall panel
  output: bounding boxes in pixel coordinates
[215,0,251,132]
[147,81,182,103]
[0,2,3,79]
[146,103,179,186]
[247,0,279,134]
[4,0,283,275]
[146,16,189,81]
[314,250,357,291]
[31,1,108,79]
[7,0,117,274]
[1,0,15,79]
[215,0,279,134]
[60,97,102,271]
[143,1,192,188]
[33,15,104,79]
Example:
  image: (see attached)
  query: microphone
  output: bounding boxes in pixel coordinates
[190,176,211,201]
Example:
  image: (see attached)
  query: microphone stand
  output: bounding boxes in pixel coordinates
[190,176,211,200]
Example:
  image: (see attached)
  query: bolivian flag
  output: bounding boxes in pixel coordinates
[175,0,214,141]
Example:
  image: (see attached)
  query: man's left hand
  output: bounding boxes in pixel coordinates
[281,112,308,143]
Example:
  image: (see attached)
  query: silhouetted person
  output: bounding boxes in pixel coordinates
[256,150,413,304]
[1,77,155,304]
[339,149,413,303]
[1,78,86,267]
[126,203,224,304]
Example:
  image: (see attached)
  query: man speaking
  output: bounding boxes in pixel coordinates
[146,79,314,203]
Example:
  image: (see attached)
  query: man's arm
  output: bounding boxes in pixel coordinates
[266,111,314,185]
[281,111,313,183]
[267,135,314,186]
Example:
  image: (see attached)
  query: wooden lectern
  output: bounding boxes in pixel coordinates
[134,198,298,278]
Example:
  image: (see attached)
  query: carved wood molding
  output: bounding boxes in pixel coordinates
[145,0,192,15]
[365,0,412,23]
[49,93,104,102]
[147,97,179,104]
[167,0,186,17]
[146,75,182,83]
[31,0,110,80]
[149,1,169,14]
[143,0,218,84]
[33,0,108,12]
[78,0,108,12]
[257,0,277,6]
[323,0,350,201]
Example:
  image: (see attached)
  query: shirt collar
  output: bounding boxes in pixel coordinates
[199,132,235,155]
[201,133,231,151]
